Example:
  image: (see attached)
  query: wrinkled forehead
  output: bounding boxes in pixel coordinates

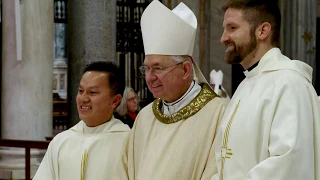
[144,55,174,66]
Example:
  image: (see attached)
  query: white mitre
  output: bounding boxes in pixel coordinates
[141,0,210,86]
[210,69,223,93]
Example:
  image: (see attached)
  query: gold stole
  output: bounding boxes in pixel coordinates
[219,100,240,180]
[152,83,218,124]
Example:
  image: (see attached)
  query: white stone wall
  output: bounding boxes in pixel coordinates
[1,0,54,179]
[1,0,53,140]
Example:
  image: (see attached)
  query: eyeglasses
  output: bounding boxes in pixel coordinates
[139,62,183,75]
[127,96,137,103]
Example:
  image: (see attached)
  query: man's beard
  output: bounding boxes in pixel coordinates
[224,35,257,64]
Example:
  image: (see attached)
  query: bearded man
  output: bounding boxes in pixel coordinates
[211,0,320,179]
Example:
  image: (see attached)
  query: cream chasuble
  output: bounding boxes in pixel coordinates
[115,83,226,180]
[211,48,320,180]
[33,117,130,180]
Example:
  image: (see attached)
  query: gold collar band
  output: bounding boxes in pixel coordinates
[152,83,218,124]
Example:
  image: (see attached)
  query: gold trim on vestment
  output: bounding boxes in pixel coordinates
[152,83,218,124]
[80,149,88,180]
[220,100,240,180]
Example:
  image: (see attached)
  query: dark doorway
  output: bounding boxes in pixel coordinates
[231,64,245,95]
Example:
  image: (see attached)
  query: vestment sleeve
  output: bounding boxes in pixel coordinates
[114,115,140,180]
[202,99,226,180]
[245,77,317,179]
[33,140,56,180]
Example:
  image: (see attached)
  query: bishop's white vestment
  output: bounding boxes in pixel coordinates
[115,83,226,180]
[211,48,320,180]
[33,117,130,180]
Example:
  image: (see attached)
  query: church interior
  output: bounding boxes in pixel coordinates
[0,0,319,179]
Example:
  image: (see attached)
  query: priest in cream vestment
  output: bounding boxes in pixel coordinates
[212,1,320,179]
[114,1,226,180]
[34,61,130,180]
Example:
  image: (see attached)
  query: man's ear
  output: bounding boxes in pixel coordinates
[112,94,122,109]
[182,61,193,80]
[256,22,272,41]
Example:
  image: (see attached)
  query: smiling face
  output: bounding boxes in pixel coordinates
[76,71,120,127]
[127,91,138,113]
[220,8,257,64]
[144,55,190,103]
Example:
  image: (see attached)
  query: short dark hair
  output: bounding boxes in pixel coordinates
[83,61,125,96]
[222,0,281,47]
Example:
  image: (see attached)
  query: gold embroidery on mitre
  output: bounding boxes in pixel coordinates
[220,100,240,180]
[152,83,218,124]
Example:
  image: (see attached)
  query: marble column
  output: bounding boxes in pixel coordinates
[1,0,53,178]
[68,0,117,126]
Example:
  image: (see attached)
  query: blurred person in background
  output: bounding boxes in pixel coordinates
[114,87,139,128]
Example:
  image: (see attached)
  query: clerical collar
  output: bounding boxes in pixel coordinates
[162,80,201,115]
[82,119,109,134]
[247,60,259,72]
[153,84,217,124]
